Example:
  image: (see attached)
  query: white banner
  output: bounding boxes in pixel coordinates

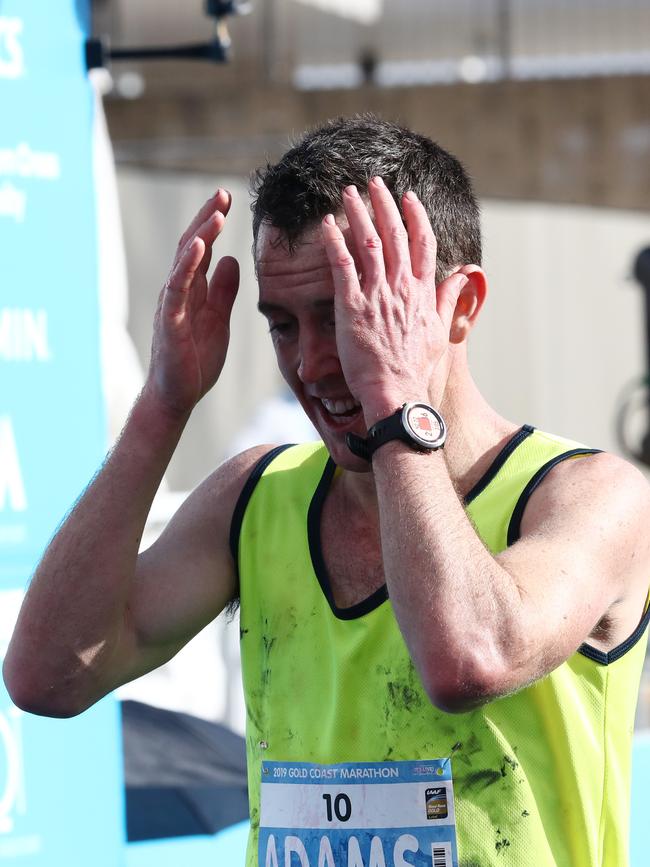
[292,0,382,25]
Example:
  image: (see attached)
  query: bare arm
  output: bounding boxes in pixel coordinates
[371,444,650,712]
[321,177,650,712]
[3,189,249,717]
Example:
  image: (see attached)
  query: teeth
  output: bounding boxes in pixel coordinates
[321,397,360,415]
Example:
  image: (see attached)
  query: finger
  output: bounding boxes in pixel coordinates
[367,176,410,281]
[341,185,384,291]
[206,256,240,321]
[162,236,205,321]
[173,210,227,317]
[195,209,227,277]
[402,190,437,281]
[321,213,362,300]
[436,272,469,334]
[177,188,231,255]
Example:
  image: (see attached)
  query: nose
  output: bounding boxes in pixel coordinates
[297,328,335,385]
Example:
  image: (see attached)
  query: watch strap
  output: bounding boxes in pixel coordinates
[346,404,446,462]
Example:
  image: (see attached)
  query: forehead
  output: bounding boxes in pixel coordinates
[256,222,324,266]
[256,222,337,303]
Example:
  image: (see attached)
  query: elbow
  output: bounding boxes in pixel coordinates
[2,658,88,719]
[418,650,510,715]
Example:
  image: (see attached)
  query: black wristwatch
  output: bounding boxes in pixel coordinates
[347,402,447,462]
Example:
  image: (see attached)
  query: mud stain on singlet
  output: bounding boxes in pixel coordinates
[261,623,276,687]
[384,660,424,712]
[500,755,518,776]
[457,768,502,792]
[455,750,531,864]
[387,679,423,712]
[450,732,484,768]
[456,748,521,794]
[495,828,511,853]
[377,660,429,757]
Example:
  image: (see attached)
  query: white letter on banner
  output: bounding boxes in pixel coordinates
[23,310,51,360]
[368,837,387,867]
[0,309,51,361]
[0,18,24,79]
[285,835,310,867]
[347,836,366,867]
[318,837,336,867]
[393,834,419,867]
[0,708,25,833]
[265,834,279,867]
[0,417,27,512]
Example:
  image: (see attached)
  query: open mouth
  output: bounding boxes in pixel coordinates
[316,396,363,428]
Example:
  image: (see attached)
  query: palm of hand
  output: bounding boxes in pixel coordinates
[147,192,240,418]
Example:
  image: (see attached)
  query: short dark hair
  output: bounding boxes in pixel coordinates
[251,114,481,281]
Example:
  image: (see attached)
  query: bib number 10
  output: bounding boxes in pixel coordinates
[322,793,352,823]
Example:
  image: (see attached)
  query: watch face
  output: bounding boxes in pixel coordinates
[403,403,446,448]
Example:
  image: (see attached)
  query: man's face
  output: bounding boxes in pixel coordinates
[256,222,370,471]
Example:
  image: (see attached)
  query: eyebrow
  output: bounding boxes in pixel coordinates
[257,301,283,317]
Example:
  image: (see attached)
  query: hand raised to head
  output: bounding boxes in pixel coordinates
[321,178,468,425]
[146,189,240,419]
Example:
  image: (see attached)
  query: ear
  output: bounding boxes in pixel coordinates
[448,265,487,345]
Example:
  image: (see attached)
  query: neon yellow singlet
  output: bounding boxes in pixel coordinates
[233,426,649,866]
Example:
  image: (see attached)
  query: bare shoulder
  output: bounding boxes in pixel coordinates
[497,449,650,654]
[520,450,650,537]
[135,444,280,625]
[519,451,650,625]
[165,443,281,541]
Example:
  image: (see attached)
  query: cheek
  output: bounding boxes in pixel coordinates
[272,343,298,384]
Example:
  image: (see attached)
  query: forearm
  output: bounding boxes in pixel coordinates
[3,387,190,716]
[372,442,525,711]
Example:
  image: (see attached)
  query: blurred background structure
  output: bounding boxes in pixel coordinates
[1,0,650,863]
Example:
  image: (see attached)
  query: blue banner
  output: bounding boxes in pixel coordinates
[0,2,124,864]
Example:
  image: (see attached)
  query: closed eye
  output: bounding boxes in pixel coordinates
[267,319,296,338]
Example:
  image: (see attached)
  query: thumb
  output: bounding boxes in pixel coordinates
[207,255,240,322]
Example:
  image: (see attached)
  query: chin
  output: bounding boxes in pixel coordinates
[301,398,371,472]
[325,438,373,473]
[314,423,373,473]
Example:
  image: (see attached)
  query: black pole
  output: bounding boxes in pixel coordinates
[85,0,250,71]
[109,41,229,63]
[634,248,650,382]
[633,247,650,464]
[85,38,230,70]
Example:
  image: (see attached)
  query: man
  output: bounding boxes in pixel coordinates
[4,116,650,866]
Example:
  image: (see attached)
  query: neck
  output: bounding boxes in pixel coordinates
[438,351,520,497]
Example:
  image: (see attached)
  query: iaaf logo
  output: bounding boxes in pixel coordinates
[0,705,26,833]
[0,18,24,80]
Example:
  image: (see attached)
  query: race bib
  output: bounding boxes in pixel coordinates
[259,759,458,867]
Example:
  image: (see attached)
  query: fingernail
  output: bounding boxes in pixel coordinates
[373,176,385,187]
[458,275,469,288]
[215,188,223,198]
[344,185,359,198]
[323,214,336,226]
[405,190,418,202]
